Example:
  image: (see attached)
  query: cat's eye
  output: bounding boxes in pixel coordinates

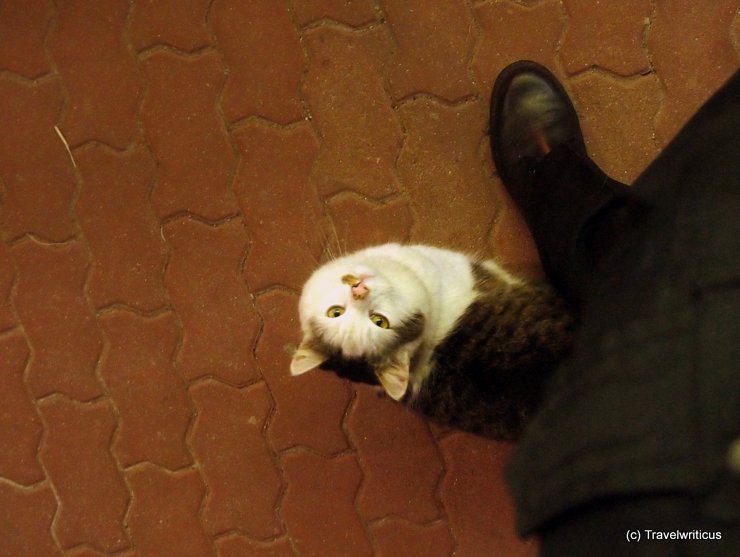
[370,313,390,329]
[326,305,345,318]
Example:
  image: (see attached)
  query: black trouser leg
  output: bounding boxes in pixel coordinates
[521,68,740,557]
[526,145,640,307]
[528,68,740,308]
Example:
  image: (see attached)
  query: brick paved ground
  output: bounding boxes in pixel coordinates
[1,1,738,556]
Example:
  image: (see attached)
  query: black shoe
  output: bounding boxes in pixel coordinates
[489,60,587,218]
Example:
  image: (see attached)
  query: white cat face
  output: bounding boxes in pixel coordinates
[291,254,428,400]
[301,262,396,357]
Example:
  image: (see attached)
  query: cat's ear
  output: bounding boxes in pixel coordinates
[290,341,328,376]
[377,351,410,401]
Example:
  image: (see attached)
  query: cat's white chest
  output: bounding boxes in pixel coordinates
[403,245,476,342]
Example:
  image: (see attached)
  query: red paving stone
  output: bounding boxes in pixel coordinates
[383,0,476,102]
[397,98,496,253]
[65,550,136,557]
[439,434,537,557]
[99,310,191,470]
[255,289,353,456]
[327,193,413,252]
[189,380,282,539]
[570,72,663,183]
[0,0,52,79]
[126,464,214,557]
[211,0,306,125]
[0,1,737,556]
[282,450,373,557]
[0,240,16,331]
[0,482,60,557]
[232,121,325,293]
[129,0,212,53]
[290,0,377,28]
[0,76,77,242]
[139,50,238,221]
[302,25,402,199]
[75,144,168,311]
[0,330,42,485]
[349,385,443,523]
[163,217,261,386]
[648,0,739,146]
[38,396,129,552]
[472,0,565,100]
[560,0,652,76]
[12,239,103,401]
[49,0,141,149]
[216,535,296,557]
[371,519,455,557]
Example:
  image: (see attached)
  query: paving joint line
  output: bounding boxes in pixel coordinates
[289,0,352,281]
[136,43,218,62]
[228,114,313,133]
[159,210,243,228]
[643,0,665,151]
[339,383,381,554]
[0,69,58,84]
[218,63,292,540]
[299,16,385,34]
[372,0,418,246]
[567,65,661,82]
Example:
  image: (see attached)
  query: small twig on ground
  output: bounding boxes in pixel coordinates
[53,125,77,169]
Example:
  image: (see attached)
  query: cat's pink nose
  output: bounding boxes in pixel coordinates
[342,273,371,300]
[342,273,370,300]
[351,282,369,300]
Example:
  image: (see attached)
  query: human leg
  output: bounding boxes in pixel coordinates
[497,65,740,554]
[489,61,641,306]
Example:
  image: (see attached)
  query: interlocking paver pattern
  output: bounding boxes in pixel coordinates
[349,385,443,523]
[0,240,14,331]
[383,0,476,102]
[0,330,42,485]
[0,77,76,242]
[0,0,51,79]
[49,0,141,150]
[303,25,402,199]
[38,396,129,552]
[560,0,652,76]
[140,50,238,221]
[126,464,214,557]
[212,0,306,125]
[233,121,324,293]
[164,218,260,386]
[13,240,103,401]
[1,1,737,555]
[100,310,191,470]
[0,482,59,557]
[129,0,212,53]
[76,145,167,311]
[190,380,282,539]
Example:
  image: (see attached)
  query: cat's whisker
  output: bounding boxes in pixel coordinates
[324,225,344,263]
[324,241,335,263]
[338,236,348,259]
[307,227,330,266]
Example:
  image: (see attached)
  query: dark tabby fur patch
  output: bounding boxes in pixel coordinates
[408,263,574,440]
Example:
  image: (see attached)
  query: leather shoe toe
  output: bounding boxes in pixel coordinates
[490,61,586,214]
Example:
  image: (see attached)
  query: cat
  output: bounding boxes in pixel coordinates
[290,243,574,440]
